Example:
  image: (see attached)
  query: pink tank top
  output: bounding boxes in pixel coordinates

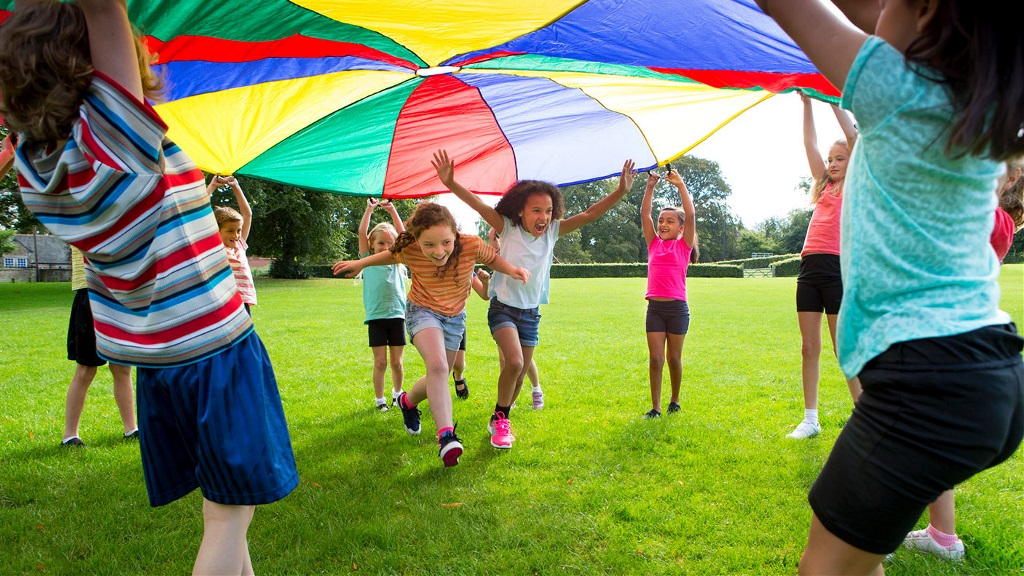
[801,183,843,257]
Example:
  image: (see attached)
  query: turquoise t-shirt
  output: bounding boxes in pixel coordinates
[837,36,1009,377]
[360,251,407,323]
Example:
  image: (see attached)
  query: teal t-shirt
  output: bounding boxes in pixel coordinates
[360,251,407,323]
[837,36,1009,377]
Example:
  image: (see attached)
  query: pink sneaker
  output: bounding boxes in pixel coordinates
[532,389,545,410]
[489,412,514,449]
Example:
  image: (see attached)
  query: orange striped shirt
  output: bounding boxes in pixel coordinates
[395,234,496,316]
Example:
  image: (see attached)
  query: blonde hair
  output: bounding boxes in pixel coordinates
[0,2,164,145]
[368,222,398,245]
[213,206,243,228]
[810,139,851,204]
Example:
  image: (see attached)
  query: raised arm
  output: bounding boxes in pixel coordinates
[831,103,858,151]
[561,159,635,235]
[802,94,827,182]
[226,176,251,241]
[380,200,405,234]
[432,149,504,233]
[332,249,396,278]
[357,198,376,255]
[753,0,868,92]
[79,0,143,100]
[0,132,15,181]
[640,172,659,245]
[666,169,696,248]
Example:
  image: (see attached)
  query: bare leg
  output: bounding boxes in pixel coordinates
[526,357,540,388]
[451,349,466,381]
[63,364,97,440]
[826,314,862,400]
[927,490,956,535]
[408,328,456,431]
[388,345,404,395]
[492,327,523,407]
[193,499,255,576]
[646,332,666,412]
[108,363,137,434]
[800,513,885,576]
[665,333,685,404]
[798,312,824,410]
[510,346,535,405]
[370,346,388,400]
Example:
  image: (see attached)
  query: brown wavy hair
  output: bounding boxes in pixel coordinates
[999,162,1024,228]
[391,202,463,282]
[493,180,564,228]
[0,2,164,145]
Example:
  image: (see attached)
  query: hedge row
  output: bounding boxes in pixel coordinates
[549,263,742,278]
[717,253,799,269]
[298,262,744,279]
[770,256,802,277]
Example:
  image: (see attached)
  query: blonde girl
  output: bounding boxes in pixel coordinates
[357,198,407,411]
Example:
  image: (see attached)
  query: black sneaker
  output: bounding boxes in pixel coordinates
[438,427,464,467]
[643,409,661,419]
[376,403,390,412]
[453,378,469,399]
[398,392,421,435]
[667,402,681,414]
[123,429,139,440]
[61,436,85,447]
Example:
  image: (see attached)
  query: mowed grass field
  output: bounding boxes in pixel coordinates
[0,266,1021,575]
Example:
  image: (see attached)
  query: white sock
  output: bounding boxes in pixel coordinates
[123,428,138,437]
[62,436,80,444]
[532,384,542,393]
[375,397,387,406]
[804,409,819,424]
[392,390,402,400]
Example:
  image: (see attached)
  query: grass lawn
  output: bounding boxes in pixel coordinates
[1,266,1021,575]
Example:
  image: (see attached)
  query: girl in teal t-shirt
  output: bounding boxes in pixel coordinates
[357,199,407,411]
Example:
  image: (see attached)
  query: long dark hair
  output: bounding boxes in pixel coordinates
[391,202,464,282]
[906,3,1024,161]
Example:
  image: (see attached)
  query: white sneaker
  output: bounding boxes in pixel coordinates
[903,529,965,561]
[786,419,821,439]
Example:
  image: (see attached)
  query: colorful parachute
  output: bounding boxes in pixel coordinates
[0,1,835,198]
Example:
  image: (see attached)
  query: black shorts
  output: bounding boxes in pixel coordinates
[808,323,1024,554]
[645,299,690,335]
[796,254,843,314]
[67,289,105,367]
[367,318,406,348]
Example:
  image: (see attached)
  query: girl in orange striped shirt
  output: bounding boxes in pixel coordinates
[334,202,529,467]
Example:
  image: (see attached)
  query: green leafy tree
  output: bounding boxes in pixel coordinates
[0,228,15,255]
[737,228,780,257]
[209,176,349,278]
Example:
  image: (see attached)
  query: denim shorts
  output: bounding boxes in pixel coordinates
[406,302,467,351]
[487,298,541,347]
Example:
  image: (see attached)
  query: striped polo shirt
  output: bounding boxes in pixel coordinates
[15,72,252,368]
[395,234,497,317]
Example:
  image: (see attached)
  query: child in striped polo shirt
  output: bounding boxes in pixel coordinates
[333,202,529,467]
[0,2,298,573]
[210,175,258,314]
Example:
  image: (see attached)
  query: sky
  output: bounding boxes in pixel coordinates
[438,93,849,232]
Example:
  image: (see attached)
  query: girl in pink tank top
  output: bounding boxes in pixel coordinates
[787,94,863,440]
[639,166,697,419]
